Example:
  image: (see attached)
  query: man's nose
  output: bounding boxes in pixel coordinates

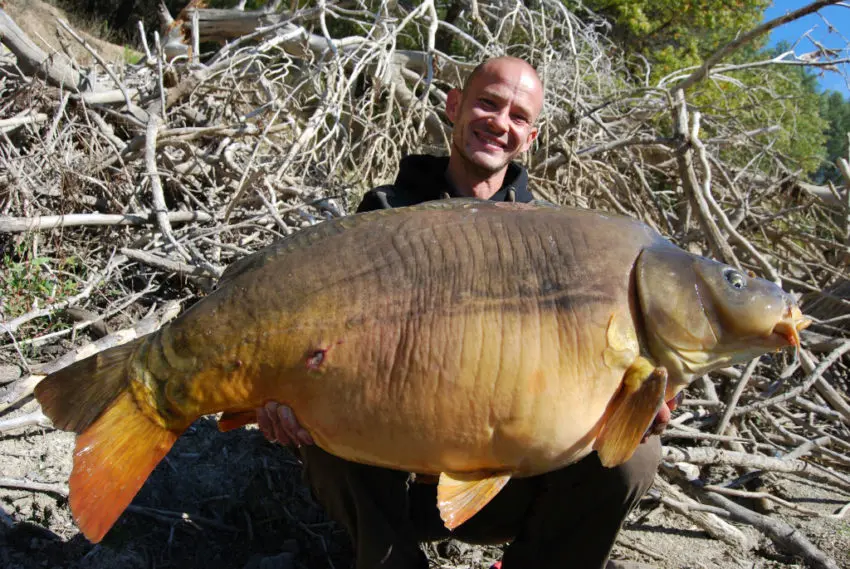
[488,109,510,132]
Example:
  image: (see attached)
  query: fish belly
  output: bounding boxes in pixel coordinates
[276,306,627,477]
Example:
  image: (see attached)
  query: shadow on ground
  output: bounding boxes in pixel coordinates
[1,419,353,569]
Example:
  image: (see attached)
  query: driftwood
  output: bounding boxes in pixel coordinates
[0,9,87,90]
[707,492,841,569]
[0,300,182,415]
[0,211,212,232]
[0,2,848,568]
[653,475,754,551]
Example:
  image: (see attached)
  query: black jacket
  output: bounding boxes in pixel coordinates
[356,155,533,213]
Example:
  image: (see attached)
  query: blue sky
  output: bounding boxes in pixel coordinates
[764,1,850,98]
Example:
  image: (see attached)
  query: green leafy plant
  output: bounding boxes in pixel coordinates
[1,243,84,335]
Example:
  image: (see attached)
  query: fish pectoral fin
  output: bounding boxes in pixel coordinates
[593,356,667,468]
[437,471,511,530]
[218,410,257,431]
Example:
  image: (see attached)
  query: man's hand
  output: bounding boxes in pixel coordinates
[256,402,314,447]
[642,391,683,442]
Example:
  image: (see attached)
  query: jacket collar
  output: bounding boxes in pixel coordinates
[394,155,533,203]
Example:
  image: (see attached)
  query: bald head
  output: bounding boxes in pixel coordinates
[444,56,544,196]
[462,57,544,121]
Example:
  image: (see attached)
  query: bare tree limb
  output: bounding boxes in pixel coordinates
[0,9,87,91]
[674,0,845,91]
[0,211,213,233]
[706,492,840,569]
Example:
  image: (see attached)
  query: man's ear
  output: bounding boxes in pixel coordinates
[446,89,462,123]
[521,127,539,152]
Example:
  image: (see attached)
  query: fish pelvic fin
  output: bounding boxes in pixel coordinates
[593,356,667,467]
[437,472,511,530]
[71,390,181,543]
[217,410,257,431]
[34,339,143,433]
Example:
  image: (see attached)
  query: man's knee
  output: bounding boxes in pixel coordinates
[540,435,661,510]
[618,435,661,500]
[300,446,419,537]
[300,446,409,515]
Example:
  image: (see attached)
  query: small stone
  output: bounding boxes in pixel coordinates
[0,365,21,384]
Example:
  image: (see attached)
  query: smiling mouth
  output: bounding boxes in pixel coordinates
[474,131,505,150]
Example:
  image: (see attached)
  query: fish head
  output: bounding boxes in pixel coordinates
[635,245,810,393]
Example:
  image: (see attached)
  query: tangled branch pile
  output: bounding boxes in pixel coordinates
[1,1,849,568]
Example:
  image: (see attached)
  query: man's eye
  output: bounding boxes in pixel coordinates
[512,115,528,124]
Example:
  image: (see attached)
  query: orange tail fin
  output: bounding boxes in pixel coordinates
[35,339,141,432]
[34,337,182,542]
[71,391,180,542]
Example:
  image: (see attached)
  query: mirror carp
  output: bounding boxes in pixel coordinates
[34,199,809,542]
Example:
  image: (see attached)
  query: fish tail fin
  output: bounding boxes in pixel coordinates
[35,339,143,433]
[70,390,180,542]
[34,338,181,542]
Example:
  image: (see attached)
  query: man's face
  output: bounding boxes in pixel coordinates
[446,61,542,176]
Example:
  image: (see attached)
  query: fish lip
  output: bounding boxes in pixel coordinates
[770,309,811,348]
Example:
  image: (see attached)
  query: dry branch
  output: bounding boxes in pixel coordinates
[0,211,213,233]
[0,112,49,133]
[0,477,68,498]
[707,492,840,569]
[0,9,87,91]
[121,248,220,279]
[654,476,753,550]
[0,301,181,414]
[662,446,850,489]
[673,0,845,91]
[0,409,50,433]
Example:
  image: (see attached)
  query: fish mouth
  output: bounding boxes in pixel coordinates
[770,305,811,348]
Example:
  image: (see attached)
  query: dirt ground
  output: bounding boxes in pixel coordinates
[1,389,849,569]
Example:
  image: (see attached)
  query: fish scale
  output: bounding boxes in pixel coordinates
[34,198,809,542]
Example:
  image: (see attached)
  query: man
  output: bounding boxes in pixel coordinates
[258,56,675,569]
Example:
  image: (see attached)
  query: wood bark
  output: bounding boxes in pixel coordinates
[0,9,87,91]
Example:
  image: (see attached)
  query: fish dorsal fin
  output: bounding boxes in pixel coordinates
[215,217,351,288]
[593,356,667,467]
[437,472,511,530]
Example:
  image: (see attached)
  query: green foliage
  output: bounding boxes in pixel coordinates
[577,0,770,77]
[205,0,274,9]
[816,90,850,183]
[123,45,144,65]
[707,46,829,175]
[1,241,83,331]
[573,0,828,176]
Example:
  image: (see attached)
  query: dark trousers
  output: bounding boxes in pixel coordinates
[301,437,661,569]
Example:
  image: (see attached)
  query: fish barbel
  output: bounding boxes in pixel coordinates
[34,199,809,542]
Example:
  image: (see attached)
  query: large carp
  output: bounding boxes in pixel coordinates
[35,199,808,543]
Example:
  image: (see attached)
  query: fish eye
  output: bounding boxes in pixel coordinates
[724,268,746,290]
